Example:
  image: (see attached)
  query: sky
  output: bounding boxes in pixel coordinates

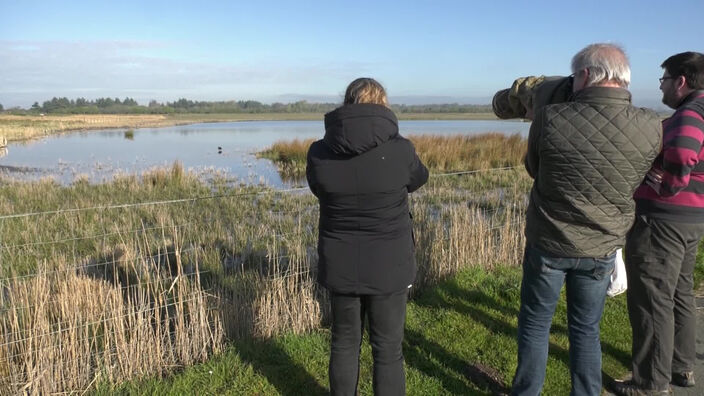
[1,0,702,109]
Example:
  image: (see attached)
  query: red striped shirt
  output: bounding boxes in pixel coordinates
[635,91,704,221]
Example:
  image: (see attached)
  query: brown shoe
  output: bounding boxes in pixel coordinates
[611,380,672,396]
[671,371,695,387]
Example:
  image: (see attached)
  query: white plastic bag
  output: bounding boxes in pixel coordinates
[606,248,627,297]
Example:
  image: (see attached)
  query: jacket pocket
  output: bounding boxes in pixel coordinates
[626,214,653,260]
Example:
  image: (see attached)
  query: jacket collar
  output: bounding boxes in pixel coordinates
[323,104,399,155]
[678,90,704,108]
[571,86,632,105]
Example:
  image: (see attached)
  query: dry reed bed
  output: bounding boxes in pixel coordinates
[259,133,528,180]
[0,164,529,393]
[257,138,316,182]
[411,133,527,172]
[0,114,175,142]
[0,222,223,395]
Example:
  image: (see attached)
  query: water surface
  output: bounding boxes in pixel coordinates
[0,120,530,187]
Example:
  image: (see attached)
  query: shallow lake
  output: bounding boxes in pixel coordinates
[0,119,530,187]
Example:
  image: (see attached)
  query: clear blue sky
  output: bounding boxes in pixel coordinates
[1,0,701,109]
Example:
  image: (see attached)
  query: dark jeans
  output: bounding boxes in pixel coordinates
[512,246,614,396]
[625,214,704,390]
[329,289,408,396]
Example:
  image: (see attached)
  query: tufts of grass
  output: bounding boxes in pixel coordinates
[257,138,316,182]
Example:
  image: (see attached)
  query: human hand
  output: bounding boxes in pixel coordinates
[645,168,663,195]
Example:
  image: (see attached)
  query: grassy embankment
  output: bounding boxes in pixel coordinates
[0,133,528,394]
[0,112,497,142]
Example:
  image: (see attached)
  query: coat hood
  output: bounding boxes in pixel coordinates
[323,103,399,155]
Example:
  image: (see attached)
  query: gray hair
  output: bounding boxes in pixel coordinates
[571,43,631,88]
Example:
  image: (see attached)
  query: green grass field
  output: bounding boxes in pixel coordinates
[94,264,647,395]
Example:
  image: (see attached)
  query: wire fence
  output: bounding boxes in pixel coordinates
[0,164,528,393]
[0,164,525,278]
[0,222,194,251]
[0,291,210,353]
[0,246,200,284]
[4,269,212,317]
[3,319,219,388]
[0,165,521,220]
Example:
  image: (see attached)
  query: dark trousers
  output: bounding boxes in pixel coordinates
[625,214,704,390]
[329,289,408,396]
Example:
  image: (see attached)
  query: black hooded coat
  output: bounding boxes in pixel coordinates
[306,104,429,295]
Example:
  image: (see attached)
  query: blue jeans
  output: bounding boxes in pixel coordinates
[511,246,614,396]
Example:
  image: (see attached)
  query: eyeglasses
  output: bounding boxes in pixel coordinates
[659,76,676,84]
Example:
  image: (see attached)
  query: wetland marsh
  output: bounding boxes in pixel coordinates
[0,117,535,394]
[0,119,529,185]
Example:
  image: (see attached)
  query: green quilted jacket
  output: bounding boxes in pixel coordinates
[524,86,662,257]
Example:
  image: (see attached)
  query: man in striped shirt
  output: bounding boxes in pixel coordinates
[614,52,704,395]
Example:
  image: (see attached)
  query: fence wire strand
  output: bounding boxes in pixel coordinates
[2,318,219,387]
[0,246,199,284]
[0,292,210,349]
[5,269,212,314]
[1,307,218,362]
[0,165,521,220]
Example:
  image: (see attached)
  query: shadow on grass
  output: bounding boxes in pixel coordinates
[457,276,630,365]
[406,278,573,394]
[405,328,510,395]
[406,272,633,394]
[232,337,328,396]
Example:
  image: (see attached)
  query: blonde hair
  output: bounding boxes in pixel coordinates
[344,78,389,107]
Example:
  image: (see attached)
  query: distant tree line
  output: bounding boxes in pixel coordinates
[6,97,492,115]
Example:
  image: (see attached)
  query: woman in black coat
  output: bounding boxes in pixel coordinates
[306,78,428,395]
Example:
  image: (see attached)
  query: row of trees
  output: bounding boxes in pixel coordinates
[3,97,491,115]
[26,97,143,114]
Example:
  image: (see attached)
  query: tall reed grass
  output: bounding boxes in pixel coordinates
[257,138,316,182]
[259,133,528,180]
[411,133,526,172]
[0,157,530,393]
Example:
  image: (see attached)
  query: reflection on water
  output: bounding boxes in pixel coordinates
[0,120,530,187]
[0,147,7,159]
